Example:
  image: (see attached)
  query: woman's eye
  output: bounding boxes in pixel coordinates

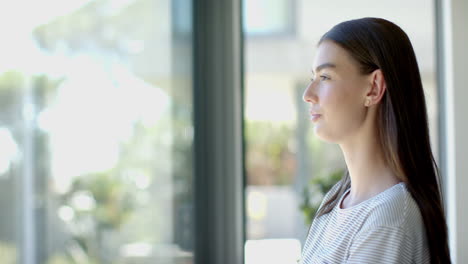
[309,76,329,82]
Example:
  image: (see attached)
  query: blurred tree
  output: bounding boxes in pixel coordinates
[299,168,344,225]
[59,170,135,263]
[245,121,297,185]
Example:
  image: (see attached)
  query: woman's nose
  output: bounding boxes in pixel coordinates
[303,81,318,104]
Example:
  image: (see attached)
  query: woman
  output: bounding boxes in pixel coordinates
[300,18,450,263]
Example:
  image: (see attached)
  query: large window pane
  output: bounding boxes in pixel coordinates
[0,0,194,263]
[243,1,437,263]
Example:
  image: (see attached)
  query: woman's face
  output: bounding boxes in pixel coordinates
[303,40,371,143]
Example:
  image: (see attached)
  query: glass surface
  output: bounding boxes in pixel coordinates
[0,0,194,263]
[243,0,438,263]
[0,72,21,263]
[243,0,294,36]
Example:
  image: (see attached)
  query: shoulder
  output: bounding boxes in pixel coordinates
[348,184,429,262]
[359,183,426,240]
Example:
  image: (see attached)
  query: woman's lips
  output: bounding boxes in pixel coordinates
[309,114,321,122]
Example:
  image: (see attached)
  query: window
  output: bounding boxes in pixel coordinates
[0,0,194,263]
[243,0,295,36]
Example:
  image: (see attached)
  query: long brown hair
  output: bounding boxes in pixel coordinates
[313,18,451,263]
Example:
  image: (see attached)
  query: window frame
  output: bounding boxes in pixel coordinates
[192,0,246,263]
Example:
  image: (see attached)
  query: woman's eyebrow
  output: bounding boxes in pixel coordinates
[311,62,337,73]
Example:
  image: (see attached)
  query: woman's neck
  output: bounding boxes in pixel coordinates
[339,128,400,208]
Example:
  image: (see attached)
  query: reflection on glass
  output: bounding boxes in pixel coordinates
[0,0,193,263]
[243,0,437,263]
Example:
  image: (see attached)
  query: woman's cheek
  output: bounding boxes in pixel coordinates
[320,85,340,106]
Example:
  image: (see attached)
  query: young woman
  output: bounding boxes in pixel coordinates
[300,18,451,263]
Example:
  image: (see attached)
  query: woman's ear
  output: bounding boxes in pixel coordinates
[364,69,387,107]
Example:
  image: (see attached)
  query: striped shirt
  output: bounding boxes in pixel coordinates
[300,182,430,263]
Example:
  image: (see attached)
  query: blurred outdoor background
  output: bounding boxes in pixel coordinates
[0,0,440,263]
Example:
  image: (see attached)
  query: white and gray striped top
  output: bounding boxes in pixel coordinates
[300,182,430,264]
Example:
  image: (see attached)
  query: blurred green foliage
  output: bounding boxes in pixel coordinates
[245,121,296,185]
[66,171,135,230]
[299,169,344,225]
[56,170,136,263]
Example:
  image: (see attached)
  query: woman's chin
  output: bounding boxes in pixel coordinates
[313,127,335,143]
